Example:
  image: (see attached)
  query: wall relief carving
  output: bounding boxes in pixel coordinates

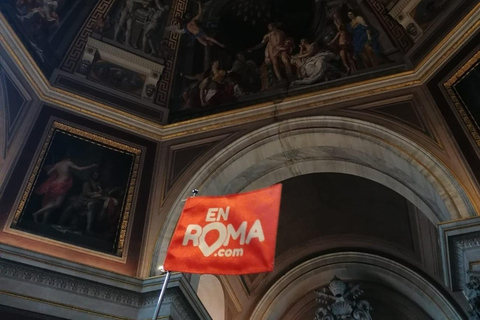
[315,276,373,320]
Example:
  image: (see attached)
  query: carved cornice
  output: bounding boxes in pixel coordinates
[449,233,480,291]
[443,50,480,149]
[85,37,164,76]
[0,258,147,306]
[439,217,480,292]
[0,258,200,319]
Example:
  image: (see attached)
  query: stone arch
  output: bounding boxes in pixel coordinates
[151,116,476,273]
[197,275,225,320]
[249,252,465,319]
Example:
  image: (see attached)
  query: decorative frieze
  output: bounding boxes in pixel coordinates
[0,258,206,319]
[387,0,423,41]
[77,37,164,101]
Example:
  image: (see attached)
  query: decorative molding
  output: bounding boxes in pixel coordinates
[250,252,465,320]
[154,0,188,108]
[389,0,414,18]
[164,133,232,197]
[388,0,423,42]
[365,0,414,52]
[82,37,165,74]
[0,258,146,307]
[449,234,480,291]
[61,0,116,73]
[443,50,480,150]
[0,258,206,320]
[0,55,32,158]
[78,37,164,101]
[439,217,480,291]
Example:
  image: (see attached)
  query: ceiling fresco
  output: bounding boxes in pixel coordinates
[1,0,98,75]
[0,0,467,123]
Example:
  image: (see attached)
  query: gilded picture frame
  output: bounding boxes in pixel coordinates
[444,50,480,150]
[11,121,141,257]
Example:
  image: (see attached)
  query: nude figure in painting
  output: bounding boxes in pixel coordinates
[32,156,97,224]
[114,0,135,44]
[249,23,293,82]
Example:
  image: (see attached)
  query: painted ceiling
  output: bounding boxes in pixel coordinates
[0,0,475,123]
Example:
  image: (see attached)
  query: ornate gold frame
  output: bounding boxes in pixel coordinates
[11,121,142,257]
[444,50,480,149]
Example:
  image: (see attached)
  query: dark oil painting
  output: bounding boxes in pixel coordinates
[12,122,141,256]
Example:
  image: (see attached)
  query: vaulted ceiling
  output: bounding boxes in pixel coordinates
[1,1,480,320]
[1,0,478,128]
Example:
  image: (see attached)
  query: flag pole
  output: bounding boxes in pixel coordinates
[151,268,170,320]
[151,189,198,320]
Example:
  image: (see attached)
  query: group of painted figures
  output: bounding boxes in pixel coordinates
[177,3,388,109]
[31,156,123,238]
[14,0,388,111]
[110,0,169,56]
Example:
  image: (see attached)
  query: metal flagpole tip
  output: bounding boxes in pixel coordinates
[158,265,166,273]
[191,189,198,196]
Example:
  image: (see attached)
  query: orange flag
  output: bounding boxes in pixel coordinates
[164,184,282,275]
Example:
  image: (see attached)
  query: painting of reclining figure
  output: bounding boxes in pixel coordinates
[168,0,403,118]
[12,122,141,256]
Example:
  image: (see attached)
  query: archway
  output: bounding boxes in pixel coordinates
[197,275,225,320]
[250,252,465,319]
[152,116,476,273]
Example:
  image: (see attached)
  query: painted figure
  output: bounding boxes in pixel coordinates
[228,53,260,93]
[291,39,318,79]
[327,25,356,74]
[292,47,338,85]
[249,23,294,82]
[179,71,208,109]
[166,1,225,48]
[274,37,294,66]
[32,156,97,224]
[199,60,227,107]
[57,171,120,235]
[347,11,382,68]
[114,0,136,44]
[142,0,169,54]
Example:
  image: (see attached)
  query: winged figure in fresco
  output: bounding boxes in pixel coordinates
[166,1,225,47]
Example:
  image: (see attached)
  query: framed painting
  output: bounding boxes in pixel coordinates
[444,50,480,151]
[11,121,141,256]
